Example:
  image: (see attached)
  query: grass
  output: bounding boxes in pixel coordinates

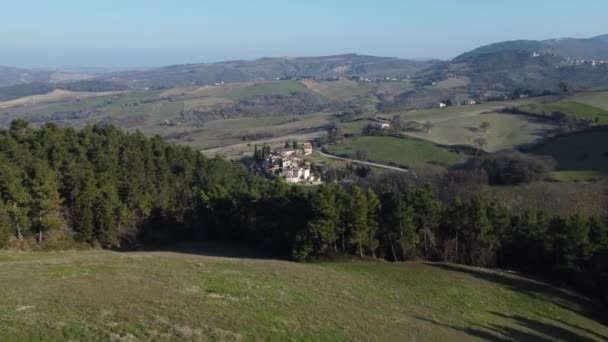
[571,90,608,110]
[338,120,370,135]
[403,112,558,152]
[551,171,607,182]
[182,112,331,150]
[301,79,376,100]
[226,80,309,100]
[326,135,464,168]
[520,99,608,124]
[533,131,608,180]
[0,249,606,341]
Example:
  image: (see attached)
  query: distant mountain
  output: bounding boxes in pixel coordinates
[0,80,128,102]
[593,34,608,43]
[101,54,436,88]
[0,66,53,87]
[457,35,608,61]
[2,33,608,105]
[416,34,608,95]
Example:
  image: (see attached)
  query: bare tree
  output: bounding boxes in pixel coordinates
[473,137,487,152]
[480,121,491,133]
[423,121,434,133]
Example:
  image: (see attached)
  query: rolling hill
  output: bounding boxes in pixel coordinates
[0,66,53,87]
[0,249,606,341]
[412,34,608,96]
[457,36,608,61]
[594,34,608,43]
[101,54,436,89]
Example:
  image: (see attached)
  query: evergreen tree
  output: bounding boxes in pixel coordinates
[365,188,380,257]
[406,184,441,261]
[29,163,64,243]
[345,186,369,257]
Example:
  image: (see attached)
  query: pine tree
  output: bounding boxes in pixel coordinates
[365,188,380,257]
[346,186,369,257]
[0,201,11,247]
[29,163,64,243]
[406,184,441,261]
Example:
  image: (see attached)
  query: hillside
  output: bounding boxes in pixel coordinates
[457,36,608,61]
[0,249,606,341]
[0,66,53,87]
[594,34,608,43]
[102,54,436,89]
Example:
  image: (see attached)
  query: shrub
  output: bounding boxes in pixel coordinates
[462,150,555,185]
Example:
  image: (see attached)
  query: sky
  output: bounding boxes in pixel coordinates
[1,0,607,69]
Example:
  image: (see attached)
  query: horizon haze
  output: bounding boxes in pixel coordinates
[1,0,607,69]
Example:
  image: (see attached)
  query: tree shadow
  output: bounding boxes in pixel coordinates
[425,263,607,327]
[536,313,607,341]
[113,241,281,260]
[414,312,604,341]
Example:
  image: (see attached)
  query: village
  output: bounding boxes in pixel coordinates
[257,141,318,184]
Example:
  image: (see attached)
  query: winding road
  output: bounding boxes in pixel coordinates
[317,150,410,173]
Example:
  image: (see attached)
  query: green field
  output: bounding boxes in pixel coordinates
[226,80,310,100]
[0,249,605,341]
[571,91,608,111]
[520,99,608,124]
[338,120,370,135]
[403,112,557,152]
[178,112,331,150]
[533,131,608,180]
[551,171,607,182]
[326,135,464,168]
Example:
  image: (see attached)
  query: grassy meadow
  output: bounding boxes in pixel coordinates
[226,80,310,100]
[0,249,606,341]
[520,99,608,124]
[403,112,557,152]
[571,90,608,110]
[326,135,464,168]
[532,131,608,180]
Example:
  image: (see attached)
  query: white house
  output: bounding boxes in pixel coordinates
[302,143,313,155]
[280,148,296,157]
[374,122,391,130]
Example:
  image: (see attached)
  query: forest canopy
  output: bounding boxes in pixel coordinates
[0,121,606,304]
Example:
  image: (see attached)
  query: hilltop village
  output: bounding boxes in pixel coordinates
[253,142,318,184]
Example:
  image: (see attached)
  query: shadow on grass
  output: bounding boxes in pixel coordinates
[415,312,605,342]
[113,241,282,260]
[425,263,607,328]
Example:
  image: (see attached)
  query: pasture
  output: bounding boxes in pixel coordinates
[403,112,558,152]
[326,135,464,168]
[532,131,608,179]
[301,79,375,100]
[571,90,608,110]
[226,80,310,100]
[0,249,606,341]
[520,99,608,124]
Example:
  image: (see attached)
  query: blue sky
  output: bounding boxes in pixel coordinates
[1,0,607,69]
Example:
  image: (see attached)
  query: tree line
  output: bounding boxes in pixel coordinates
[0,121,606,304]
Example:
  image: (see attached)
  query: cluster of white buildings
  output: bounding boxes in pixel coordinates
[533,51,608,68]
[265,143,315,183]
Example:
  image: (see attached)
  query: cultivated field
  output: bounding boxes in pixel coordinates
[326,136,464,168]
[571,90,608,110]
[0,249,606,341]
[301,79,375,100]
[226,80,311,100]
